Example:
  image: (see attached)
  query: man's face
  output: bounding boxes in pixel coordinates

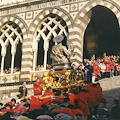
[6,106,10,109]
[23,82,26,86]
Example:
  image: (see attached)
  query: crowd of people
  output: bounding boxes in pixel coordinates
[74,54,120,84]
[0,79,107,120]
[3,67,20,74]
[35,64,52,71]
[0,54,120,120]
[0,75,119,120]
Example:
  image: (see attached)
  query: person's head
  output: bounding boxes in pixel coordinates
[21,99,27,103]
[91,56,94,61]
[70,88,75,94]
[72,64,77,69]
[47,87,52,92]
[24,103,30,111]
[84,59,87,62]
[63,97,69,103]
[68,104,73,109]
[63,93,69,98]
[36,78,40,83]
[52,89,57,93]
[0,103,3,108]
[38,65,40,68]
[23,82,26,87]
[55,90,61,96]
[5,103,12,109]
[41,104,48,109]
[62,88,68,93]
[11,98,16,104]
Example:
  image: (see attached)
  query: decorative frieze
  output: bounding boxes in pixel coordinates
[0,1,62,17]
[0,0,90,17]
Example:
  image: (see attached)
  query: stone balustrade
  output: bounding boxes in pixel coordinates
[0,72,20,84]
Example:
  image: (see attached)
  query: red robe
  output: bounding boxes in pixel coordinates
[92,63,101,78]
[96,84,106,104]
[68,93,76,107]
[29,96,51,111]
[42,91,54,106]
[1,104,20,115]
[104,59,111,72]
[86,84,99,107]
[110,61,115,70]
[33,79,44,95]
[51,96,63,105]
[42,91,54,97]
[7,101,15,107]
[14,106,28,114]
[76,91,90,115]
[29,96,41,111]
[53,108,84,117]
[85,83,93,89]
[118,64,120,74]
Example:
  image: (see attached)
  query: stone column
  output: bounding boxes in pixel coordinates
[11,44,16,74]
[33,50,37,71]
[1,55,5,74]
[11,54,15,74]
[43,49,48,70]
[32,41,38,71]
[43,40,49,70]
[1,45,6,74]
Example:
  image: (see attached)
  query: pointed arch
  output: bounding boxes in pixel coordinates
[0,16,27,40]
[73,0,120,62]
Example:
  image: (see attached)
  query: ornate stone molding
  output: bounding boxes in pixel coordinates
[0,0,89,17]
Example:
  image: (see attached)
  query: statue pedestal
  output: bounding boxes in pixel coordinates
[52,62,71,70]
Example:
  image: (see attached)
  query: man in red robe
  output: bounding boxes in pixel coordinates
[33,78,44,95]
[76,88,90,116]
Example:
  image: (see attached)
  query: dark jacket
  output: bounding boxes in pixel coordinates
[18,86,27,98]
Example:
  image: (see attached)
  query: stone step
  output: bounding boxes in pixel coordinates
[97,76,120,119]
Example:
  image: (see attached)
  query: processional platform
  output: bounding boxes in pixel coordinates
[31,70,85,90]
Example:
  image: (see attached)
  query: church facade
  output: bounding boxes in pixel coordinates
[0,0,120,97]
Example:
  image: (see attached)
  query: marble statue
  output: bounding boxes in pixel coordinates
[50,35,72,70]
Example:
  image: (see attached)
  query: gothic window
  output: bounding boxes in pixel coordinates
[33,14,68,71]
[0,21,23,74]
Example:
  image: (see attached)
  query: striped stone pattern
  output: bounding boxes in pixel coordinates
[69,28,83,65]
[0,16,27,36]
[20,34,33,81]
[74,0,120,62]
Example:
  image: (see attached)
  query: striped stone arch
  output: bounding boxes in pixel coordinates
[74,0,120,62]
[29,8,73,39]
[0,16,27,39]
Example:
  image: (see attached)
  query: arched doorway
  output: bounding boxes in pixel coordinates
[84,5,120,59]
